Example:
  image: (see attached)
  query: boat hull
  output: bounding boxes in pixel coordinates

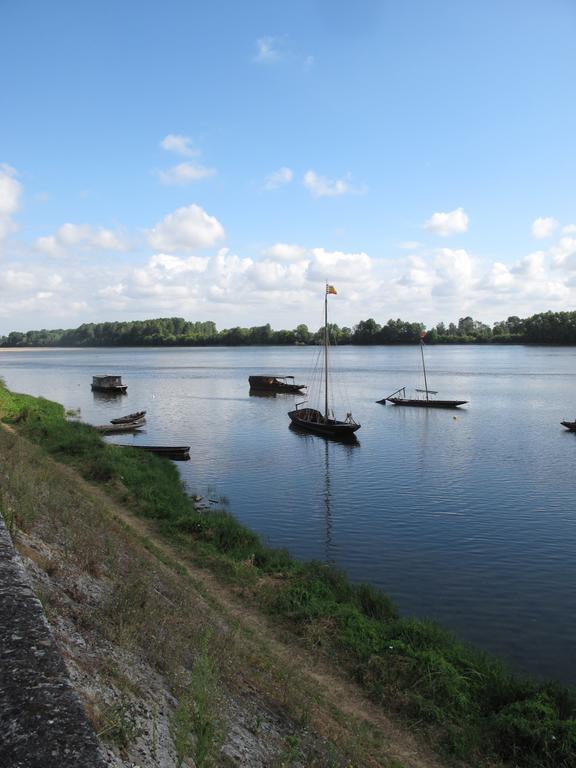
[561,421,576,431]
[385,398,467,409]
[95,419,145,434]
[110,410,146,424]
[115,445,191,460]
[288,408,360,438]
[249,376,305,393]
[91,384,127,393]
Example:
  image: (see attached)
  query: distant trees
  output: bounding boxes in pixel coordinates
[3,310,576,347]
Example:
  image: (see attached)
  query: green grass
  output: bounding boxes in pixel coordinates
[2,379,576,767]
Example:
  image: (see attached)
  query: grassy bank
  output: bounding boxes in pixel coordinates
[1,380,575,767]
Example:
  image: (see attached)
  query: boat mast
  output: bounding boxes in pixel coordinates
[324,284,329,420]
[420,333,429,403]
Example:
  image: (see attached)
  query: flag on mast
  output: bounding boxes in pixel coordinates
[326,284,337,295]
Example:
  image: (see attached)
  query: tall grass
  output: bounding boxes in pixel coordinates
[2,380,576,766]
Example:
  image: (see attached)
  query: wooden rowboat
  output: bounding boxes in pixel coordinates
[110,410,146,424]
[95,418,146,434]
[114,444,191,460]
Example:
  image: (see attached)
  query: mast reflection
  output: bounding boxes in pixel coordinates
[288,423,359,562]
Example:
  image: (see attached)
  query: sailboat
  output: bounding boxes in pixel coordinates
[378,332,468,409]
[288,285,361,438]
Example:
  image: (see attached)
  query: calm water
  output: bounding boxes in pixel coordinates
[2,345,576,685]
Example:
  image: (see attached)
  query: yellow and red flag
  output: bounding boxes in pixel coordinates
[326,284,337,295]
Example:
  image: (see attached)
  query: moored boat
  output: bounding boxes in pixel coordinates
[117,444,190,460]
[288,284,360,439]
[91,374,127,393]
[95,418,145,434]
[249,375,306,393]
[110,410,146,424]
[380,387,468,409]
[378,333,468,409]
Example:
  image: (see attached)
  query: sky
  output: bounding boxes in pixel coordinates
[1,0,576,335]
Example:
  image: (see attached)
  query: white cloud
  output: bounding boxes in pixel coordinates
[148,253,209,274]
[432,248,475,295]
[307,247,372,282]
[158,162,216,186]
[0,164,22,242]
[261,243,308,262]
[148,204,225,252]
[254,37,282,63]
[303,170,351,198]
[5,269,36,291]
[10,206,576,334]
[424,207,469,237]
[511,251,547,279]
[396,256,431,288]
[160,134,197,157]
[562,224,576,234]
[483,262,515,292]
[531,216,558,239]
[35,223,128,256]
[551,237,576,270]
[250,260,308,291]
[263,167,293,191]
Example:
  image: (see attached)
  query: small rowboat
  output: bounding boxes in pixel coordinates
[114,444,191,460]
[95,418,146,434]
[110,410,147,424]
[561,421,576,431]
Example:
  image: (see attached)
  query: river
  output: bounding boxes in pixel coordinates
[1,344,575,685]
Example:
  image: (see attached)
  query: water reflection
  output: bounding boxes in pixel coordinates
[323,440,333,563]
[288,423,360,563]
[92,389,128,402]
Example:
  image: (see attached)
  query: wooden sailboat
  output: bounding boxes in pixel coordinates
[288,285,360,438]
[378,332,468,409]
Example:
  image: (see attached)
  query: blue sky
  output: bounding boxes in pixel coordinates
[1,0,576,334]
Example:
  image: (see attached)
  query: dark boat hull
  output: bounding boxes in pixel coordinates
[96,419,145,434]
[385,398,467,409]
[288,408,360,438]
[114,444,190,460]
[561,421,576,431]
[110,410,146,424]
[91,385,127,393]
[249,376,305,393]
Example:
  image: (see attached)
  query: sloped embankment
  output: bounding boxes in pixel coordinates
[0,422,441,768]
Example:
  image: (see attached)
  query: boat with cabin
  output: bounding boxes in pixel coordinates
[288,285,360,439]
[91,375,127,393]
[249,375,306,393]
[377,333,468,409]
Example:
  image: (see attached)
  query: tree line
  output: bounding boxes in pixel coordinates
[2,311,576,347]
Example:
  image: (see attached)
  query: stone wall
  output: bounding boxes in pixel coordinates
[0,514,106,768]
